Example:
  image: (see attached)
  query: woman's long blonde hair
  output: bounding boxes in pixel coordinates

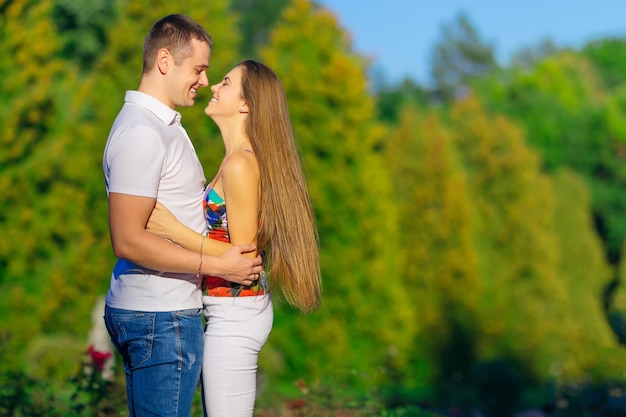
[239,60,321,313]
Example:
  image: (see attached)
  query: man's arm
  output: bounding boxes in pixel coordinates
[108,192,262,283]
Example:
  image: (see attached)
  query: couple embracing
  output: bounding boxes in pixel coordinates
[102,14,321,417]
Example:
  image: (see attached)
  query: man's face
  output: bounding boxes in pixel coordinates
[167,38,210,109]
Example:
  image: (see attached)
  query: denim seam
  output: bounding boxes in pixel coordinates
[173,311,183,416]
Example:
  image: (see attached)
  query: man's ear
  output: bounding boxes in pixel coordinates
[156,48,171,75]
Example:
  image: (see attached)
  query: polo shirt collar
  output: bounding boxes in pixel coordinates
[125,90,181,126]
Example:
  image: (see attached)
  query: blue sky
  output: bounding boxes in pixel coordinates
[316,1,626,86]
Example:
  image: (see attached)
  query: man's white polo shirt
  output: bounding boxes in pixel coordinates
[103,91,206,312]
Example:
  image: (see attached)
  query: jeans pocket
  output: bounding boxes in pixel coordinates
[110,312,156,369]
[176,308,202,318]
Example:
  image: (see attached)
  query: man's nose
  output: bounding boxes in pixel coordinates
[198,71,208,87]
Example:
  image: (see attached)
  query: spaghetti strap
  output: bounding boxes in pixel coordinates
[208,169,223,188]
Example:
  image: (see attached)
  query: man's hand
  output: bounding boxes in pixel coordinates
[214,244,263,285]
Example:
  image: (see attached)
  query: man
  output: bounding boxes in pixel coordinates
[102,14,262,416]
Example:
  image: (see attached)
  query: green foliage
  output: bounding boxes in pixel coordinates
[0,0,66,167]
[582,38,626,90]
[1,364,447,417]
[0,370,57,417]
[376,79,431,123]
[0,0,244,377]
[389,95,625,405]
[0,356,127,417]
[258,0,404,388]
[379,92,625,407]
[431,13,497,101]
[255,377,445,417]
[52,0,117,69]
[475,51,626,263]
[374,407,443,417]
[607,245,626,343]
[448,95,561,377]
[509,38,561,71]
[229,0,291,59]
[549,169,622,378]
[604,84,626,142]
[2,0,626,414]
[383,107,480,395]
[475,52,605,169]
[0,0,101,373]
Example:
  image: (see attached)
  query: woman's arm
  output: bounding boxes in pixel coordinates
[146,202,233,256]
[221,151,260,259]
[146,150,260,258]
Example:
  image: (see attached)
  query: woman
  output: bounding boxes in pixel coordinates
[147,60,321,417]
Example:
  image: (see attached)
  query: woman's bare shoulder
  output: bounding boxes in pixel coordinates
[222,150,259,181]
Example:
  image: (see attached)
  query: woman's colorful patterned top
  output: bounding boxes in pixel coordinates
[202,173,269,297]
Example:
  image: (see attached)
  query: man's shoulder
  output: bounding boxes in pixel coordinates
[124,90,178,126]
[110,106,160,137]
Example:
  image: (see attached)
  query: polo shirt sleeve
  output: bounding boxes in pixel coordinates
[106,125,166,198]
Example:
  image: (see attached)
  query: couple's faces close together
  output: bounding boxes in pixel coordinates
[166,37,245,119]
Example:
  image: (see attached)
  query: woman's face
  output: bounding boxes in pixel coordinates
[205,65,245,119]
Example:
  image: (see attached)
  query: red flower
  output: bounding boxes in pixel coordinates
[86,345,112,371]
[287,399,306,409]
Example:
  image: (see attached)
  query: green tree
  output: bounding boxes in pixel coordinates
[385,106,481,403]
[448,95,568,380]
[0,0,89,372]
[257,0,405,390]
[509,38,561,71]
[431,13,497,102]
[376,79,431,123]
[0,0,65,167]
[229,0,291,59]
[550,168,622,379]
[475,51,626,264]
[477,51,605,167]
[608,244,626,344]
[0,0,243,379]
[52,0,117,70]
[582,38,626,90]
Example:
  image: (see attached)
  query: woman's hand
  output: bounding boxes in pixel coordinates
[146,202,181,242]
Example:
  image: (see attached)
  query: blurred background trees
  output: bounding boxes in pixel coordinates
[2,0,626,414]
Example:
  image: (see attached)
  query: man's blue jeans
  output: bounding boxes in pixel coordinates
[104,306,204,417]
